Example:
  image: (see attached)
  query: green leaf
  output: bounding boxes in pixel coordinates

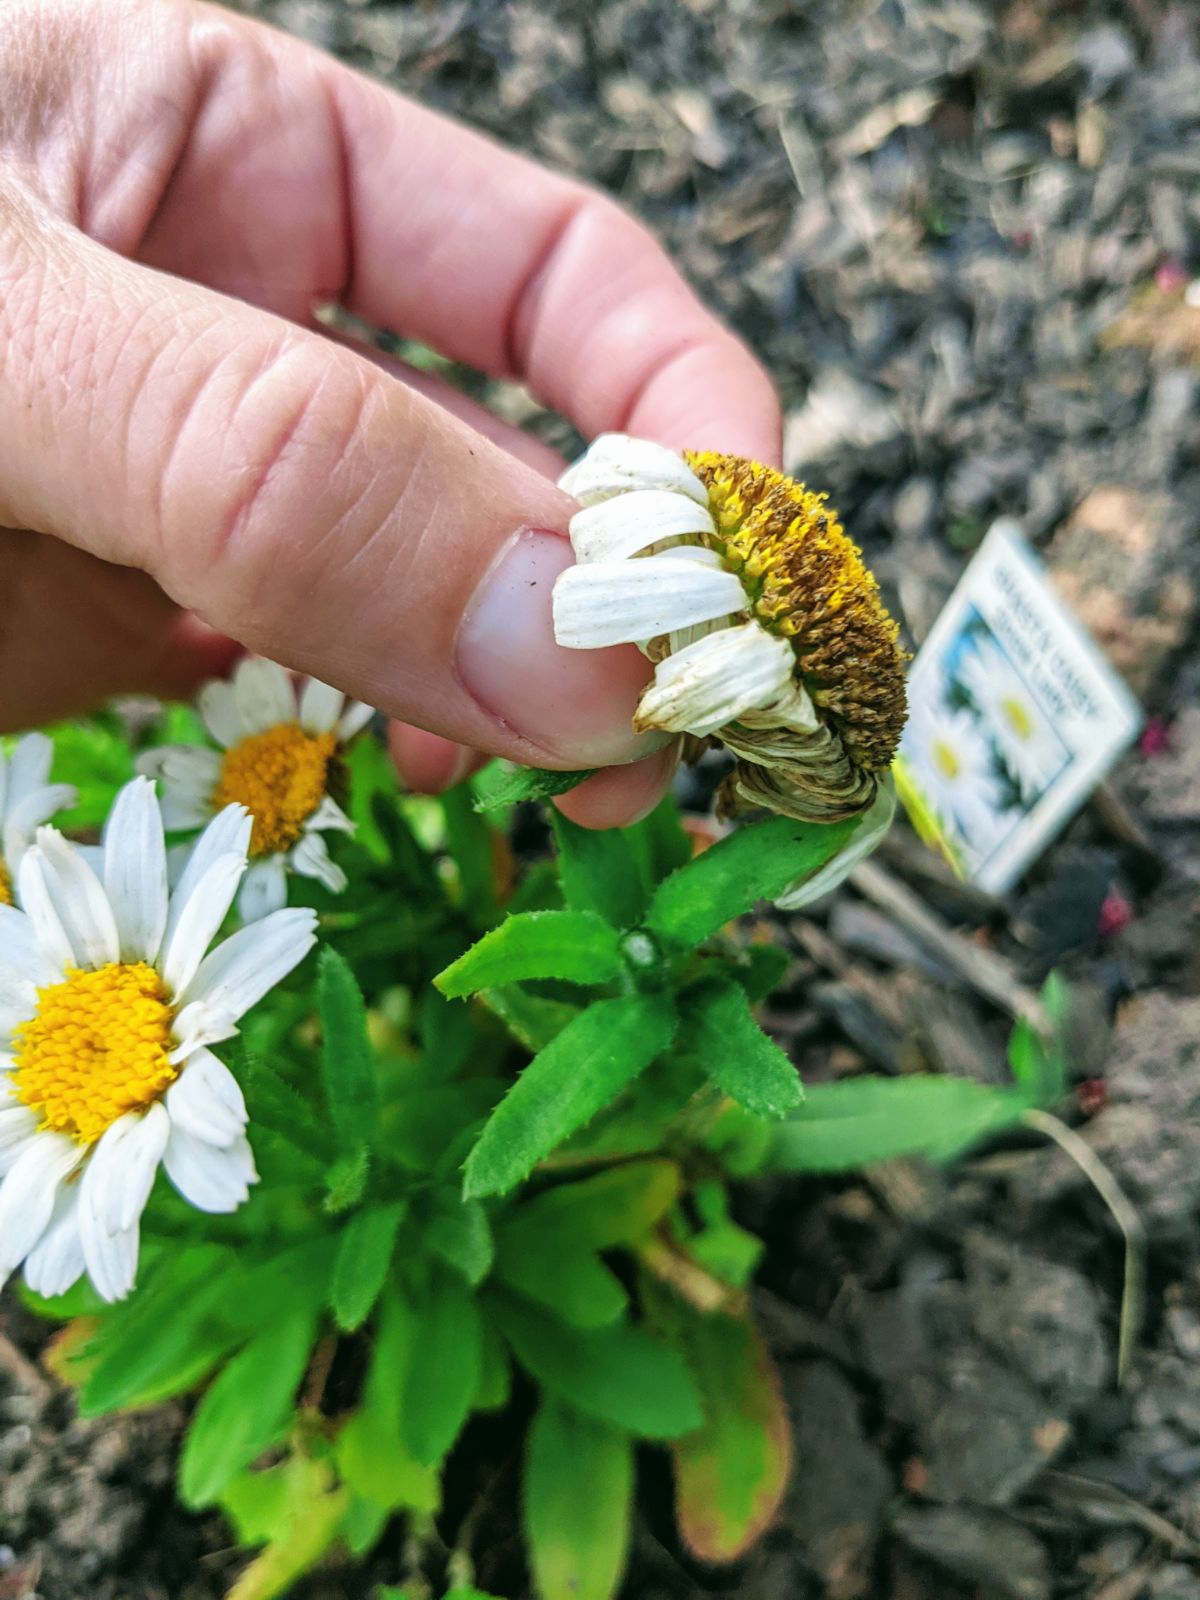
[331,1202,406,1332]
[627,796,693,887]
[318,948,380,1152]
[223,1456,348,1600]
[79,1247,238,1415]
[525,1396,633,1600]
[473,763,595,812]
[322,1147,370,1215]
[765,1075,1030,1173]
[728,942,791,1004]
[463,993,677,1199]
[442,783,500,924]
[1008,972,1069,1107]
[477,985,581,1053]
[46,718,135,830]
[476,1322,513,1412]
[401,1267,483,1465]
[493,1294,702,1439]
[435,911,623,999]
[682,973,802,1117]
[335,1292,439,1514]
[667,1305,792,1563]
[495,1240,628,1330]
[426,1198,494,1287]
[551,811,647,928]
[241,1053,334,1166]
[505,1160,683,1250]
[180,1310,317,1508]
[646,815,858,949]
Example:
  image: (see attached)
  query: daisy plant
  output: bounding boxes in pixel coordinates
[139,656,373,922]
[13,476,1075,1600]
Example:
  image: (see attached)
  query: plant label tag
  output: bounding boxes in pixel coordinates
[895,518,1143,893]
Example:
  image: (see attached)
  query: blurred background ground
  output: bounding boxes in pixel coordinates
[3,0,1200,1596]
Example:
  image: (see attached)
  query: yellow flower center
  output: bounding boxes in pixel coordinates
[685,452,908,772]
[1000,696,1034,741]
[932,739,962,781]
[212,723,336,857]
[12,962,176,1147]
[0,859,11,907]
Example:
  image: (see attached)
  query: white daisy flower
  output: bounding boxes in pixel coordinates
[0,734,77,909]
[138,658,374,923]
[552,435,908,828]
[901,701,1006,849]
[958,642,1064,802]
[0,777,317,1303]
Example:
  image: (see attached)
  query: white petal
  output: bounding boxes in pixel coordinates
[553,553,744,649]
[233,658,296,734]
[18,845,104,972]
[23,1183,85,1298]
[299,677,345,735]
[305,795,354,835]
[78,1163,140,1304]
[161,851,247,997]
[5,733,53,810]
[165,1048,247,1148]
[568,489,715,565]
[163,1126,257,1213]
[0,902,55,988]
[633,622,796,738]
[0,1105,39,1174]
[0,1133,82,1280]
[103,778,169,965]
[337,700,375,742]
[198,680,242,748]
[558,434,708,508]
[3,784,77,866]
[84,1105,170,1234]
[137,744,222,792]
[0,746,7,824]
[290,832,347,894]
[775,779,897,910]
[27,830,120,968]
[177,906,317,1026]
[165,804,253,945]
[236,857,289,924]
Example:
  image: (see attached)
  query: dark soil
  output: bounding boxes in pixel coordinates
[4,1,1200,1597]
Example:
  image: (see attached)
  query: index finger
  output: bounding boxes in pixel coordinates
[195,9,781,464]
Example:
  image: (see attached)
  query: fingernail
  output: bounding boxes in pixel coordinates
[456,530,665,767]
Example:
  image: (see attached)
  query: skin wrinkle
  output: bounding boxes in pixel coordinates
[501,192,590,384]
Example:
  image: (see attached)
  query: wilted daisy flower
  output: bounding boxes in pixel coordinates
[552,435,908,828]
[139,658,373,922]
[0,778,316,1302]
[0,734,77,908]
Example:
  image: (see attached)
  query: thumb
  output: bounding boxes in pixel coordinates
[0,198,655,770]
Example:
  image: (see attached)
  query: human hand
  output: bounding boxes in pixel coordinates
[0,0,780,826]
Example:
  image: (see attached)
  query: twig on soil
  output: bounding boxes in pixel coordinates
[1040,1471,1200,1556]
[1021,1109,1145,1388]
[849,860,1049,1031]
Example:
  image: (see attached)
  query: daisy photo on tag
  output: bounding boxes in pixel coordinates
[138,658,374,922]
[0,778,316,1302]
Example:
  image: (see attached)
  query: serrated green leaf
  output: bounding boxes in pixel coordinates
[463,994,677,1199]
[401,1267,482,1465]
[318,947,379,1153]
[435,911,623,999]
[682,973,802,1118]
[323,1147,370,1214]
[646,815,858,949]
[426,1198,494,1286]
[765,1075,1029,1172]
[473,764,595,812]
[493,1294,702,1439]
[728,942,791,1004]
[525,1396,633,1600]
[627,796,693,887]
[242,1054,334,1165]
[667,1305,791,1563]
[551,811,647,928]
[180,1310,317,1508]
[331,1202,406,1332]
